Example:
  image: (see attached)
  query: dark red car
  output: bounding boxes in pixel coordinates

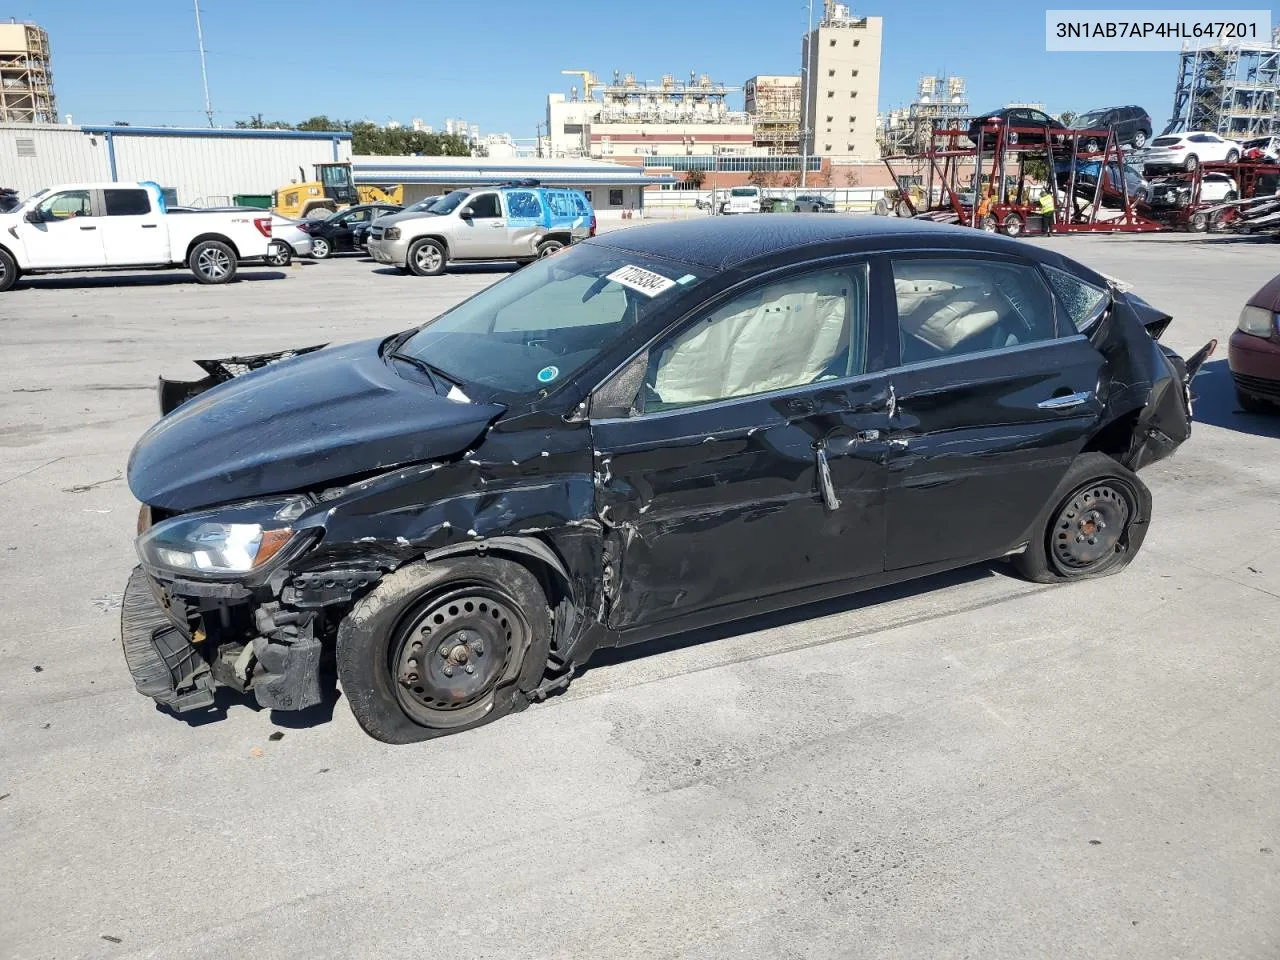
[1230,275,1280,413]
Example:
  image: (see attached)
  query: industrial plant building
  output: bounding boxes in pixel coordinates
[801,5,883,160]
[0,21,56,124]
[1168,27,1280,137]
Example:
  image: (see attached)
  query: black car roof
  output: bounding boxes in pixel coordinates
[588,215,1038,270]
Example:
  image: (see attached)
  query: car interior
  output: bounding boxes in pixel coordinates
[892,259,1056,363]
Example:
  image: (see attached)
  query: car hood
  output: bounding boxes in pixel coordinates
[128,337,505,512]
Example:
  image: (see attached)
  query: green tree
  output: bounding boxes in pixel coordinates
[1056,110,1077,127]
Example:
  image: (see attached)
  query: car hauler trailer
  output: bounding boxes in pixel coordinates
[883,116,1167,236]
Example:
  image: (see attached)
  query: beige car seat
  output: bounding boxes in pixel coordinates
[894,263,1003,354]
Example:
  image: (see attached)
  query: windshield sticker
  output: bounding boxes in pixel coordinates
[676,274,697,285]
[607,265,677,298]
[537,365,560,385]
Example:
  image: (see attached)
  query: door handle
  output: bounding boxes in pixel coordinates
[814,446,840,511]
[79,225,97,231]
[489,222,505,228]
[1037,390,1092,410]
[141,224,158,229]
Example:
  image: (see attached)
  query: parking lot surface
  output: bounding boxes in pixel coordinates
[1,232,1277,960]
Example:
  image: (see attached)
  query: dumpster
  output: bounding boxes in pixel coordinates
[232,194,273,209]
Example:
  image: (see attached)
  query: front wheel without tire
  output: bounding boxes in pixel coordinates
[266,240,292,267]
[189,240,237,284]
[1012,453,1151,584]
[407,238,446,277]
[0,246,17,292]
[336,556,552,743]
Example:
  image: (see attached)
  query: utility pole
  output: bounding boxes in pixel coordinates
[800,0,814,187]
[193,0,214,127]
[535,121,545,157]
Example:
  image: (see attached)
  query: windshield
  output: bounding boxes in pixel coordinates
[730,188,758,197]
[1071,111,1108,129]
[396,243,702,401]
[424,190,469,215]
[408,195,445,213]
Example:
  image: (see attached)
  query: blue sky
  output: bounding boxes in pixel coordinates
[20,0,1235,137]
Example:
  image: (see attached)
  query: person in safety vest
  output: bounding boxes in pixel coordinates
[1038,188,1056,235]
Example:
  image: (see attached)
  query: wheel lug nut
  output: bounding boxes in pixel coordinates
[470,641,484,655]
[464,664,475,675]
[439,644,451,657]
[1076,534,1085,542]
[443,666,454,677]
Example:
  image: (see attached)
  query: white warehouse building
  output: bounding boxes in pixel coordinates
[0,123,353,205]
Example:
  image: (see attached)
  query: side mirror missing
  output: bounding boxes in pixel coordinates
[24,209,41,224]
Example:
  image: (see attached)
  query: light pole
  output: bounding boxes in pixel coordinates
[800,0,814,187]
[193,0,214,128]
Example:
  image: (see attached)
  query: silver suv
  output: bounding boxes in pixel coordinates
[367,185,595,276]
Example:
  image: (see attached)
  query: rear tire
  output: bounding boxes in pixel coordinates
[1184,154,1200,171]
[1001,212,1025,238]
[536,238,565,258]
[266,240,292,267]
[1188,211,1210,233]
[1225,149,1240,163]
[0,247,17,292]
[1132,130,1149,149]
[336,556,552,744]
[1012,453,1151,584]
[309,236,331,260]
[407,238,446,277]
[188,240,237,284]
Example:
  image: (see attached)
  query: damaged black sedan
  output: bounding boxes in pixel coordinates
[123,217,1215,743]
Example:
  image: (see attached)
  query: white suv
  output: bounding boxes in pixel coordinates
[1143,132,1242,172]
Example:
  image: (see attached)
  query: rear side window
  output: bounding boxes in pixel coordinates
[891,258,1058,364]
[574,194,591,214]
[104,189,151,216]
[505,190,542,219]
[546,192,577,217]
[1041,265,1108,331]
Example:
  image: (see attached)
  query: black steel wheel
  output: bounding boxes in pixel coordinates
[1047,482,1134,576]
[336,556,552,743]
[1012,453,1151,584]
[391,586,524,728]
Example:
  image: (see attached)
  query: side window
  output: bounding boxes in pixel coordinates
[36,189,93,219]
[104,189,151,217]
[891,258,1058,365]
[1041,264,1108,331]
[506,190,542,219]
[346,209,371,223]
[467,193,501,218]
[643,264,868,412]
[609,189,624,206]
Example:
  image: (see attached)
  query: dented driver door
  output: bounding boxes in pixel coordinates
[589,260,894,632]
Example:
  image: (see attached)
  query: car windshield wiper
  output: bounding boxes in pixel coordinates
[388,350,456,394]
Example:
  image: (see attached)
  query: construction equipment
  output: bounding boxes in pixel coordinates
[272,162,361,219]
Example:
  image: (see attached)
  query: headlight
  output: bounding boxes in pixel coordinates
[136,496,312,577]
[1238,305,1278,338]
[382,226,401,241]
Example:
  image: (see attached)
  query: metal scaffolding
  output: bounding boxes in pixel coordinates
[878,74,969,157]
[1167,28,1280,137]
[747,76,802,153]
[0,22,57,124]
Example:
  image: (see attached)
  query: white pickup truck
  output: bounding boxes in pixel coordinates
[0,181,273,292]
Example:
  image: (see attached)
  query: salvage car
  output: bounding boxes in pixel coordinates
[968,107,1068,149]
[302,203,403,259]
[122,217,1215,743]
[1229,274,1280,413]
